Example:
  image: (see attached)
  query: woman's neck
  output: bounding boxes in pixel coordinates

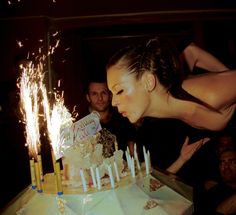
[146,87,189,119]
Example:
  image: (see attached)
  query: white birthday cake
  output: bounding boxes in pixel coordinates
[1,113,193,215]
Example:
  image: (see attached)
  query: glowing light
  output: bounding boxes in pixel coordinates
[55,40,60,48]
[52,31,59,37]
[42,88,74,160]
[17,35,74,161]
[18,62,42,159]
[18,58,74,160]
[50,40,60,55]
[16,40,23,48]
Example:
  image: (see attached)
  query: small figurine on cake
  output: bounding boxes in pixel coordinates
[60,111,125,189]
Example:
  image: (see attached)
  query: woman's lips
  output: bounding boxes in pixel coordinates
[120,111,127,117]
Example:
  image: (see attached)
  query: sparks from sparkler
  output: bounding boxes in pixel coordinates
[41,79,74,160]
[48,39,60,56]
[52,31,59,37]
[18,59,73,161]
[18,61,42,160]
[17,31,73,161]
[16,40,23,48]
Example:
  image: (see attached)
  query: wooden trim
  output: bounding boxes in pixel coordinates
[51,9,236,29]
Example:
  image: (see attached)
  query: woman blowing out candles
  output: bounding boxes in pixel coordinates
[106,37,236,131]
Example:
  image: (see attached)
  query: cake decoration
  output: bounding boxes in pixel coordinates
[144,199,159,210]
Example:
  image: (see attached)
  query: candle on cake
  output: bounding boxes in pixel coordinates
[37,154,44,182]
[134,143,141,171]
[143,146,149,175]
[125,150,131,170]
[41,77,75,195]
[55,162,63,195]
[147,150,151,172]
[130,157,135,178]
[95,167,101,190]
[90,166,97,188]
[107,164,115,189]
[80,169,87,193]
[35,161,43,193]
[113,161,120,182]
[51,149,56,174]
[29,159,37,189]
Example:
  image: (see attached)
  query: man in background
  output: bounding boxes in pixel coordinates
[205,146,236,214]
[83,76,137,154]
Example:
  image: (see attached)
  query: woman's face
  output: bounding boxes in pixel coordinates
[107,66,150,123]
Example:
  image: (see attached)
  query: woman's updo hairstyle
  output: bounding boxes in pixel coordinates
[106,36,183,88]
[140,37,184,92]
[106,36,217,112]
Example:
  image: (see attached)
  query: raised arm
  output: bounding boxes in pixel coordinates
[166,136,209,174]
[182,42,229,72]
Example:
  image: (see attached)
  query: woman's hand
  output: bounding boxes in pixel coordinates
[166,136,210,174]
[179,136,210,162]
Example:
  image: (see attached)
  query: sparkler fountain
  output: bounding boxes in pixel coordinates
[17,61,44,192]
[17,56,74,195]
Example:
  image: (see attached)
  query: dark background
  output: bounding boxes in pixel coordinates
[1,0,236,210]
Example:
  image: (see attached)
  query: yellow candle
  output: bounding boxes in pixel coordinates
[37,154,44,182]
[55,162,63,195]
[51,149,56,173]
[35,162,43,193]
[29,159,36,189]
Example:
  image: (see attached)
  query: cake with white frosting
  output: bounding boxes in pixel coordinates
[1,112,193,215]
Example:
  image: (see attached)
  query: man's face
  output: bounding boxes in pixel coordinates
[86,82,111,112]
[219,150,236,184]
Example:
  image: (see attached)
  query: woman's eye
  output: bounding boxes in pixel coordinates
[116,90,123,95]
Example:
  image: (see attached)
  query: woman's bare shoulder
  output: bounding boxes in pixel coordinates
[185,70,236,104]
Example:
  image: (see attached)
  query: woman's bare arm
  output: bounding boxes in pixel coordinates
[182,43,229,72]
